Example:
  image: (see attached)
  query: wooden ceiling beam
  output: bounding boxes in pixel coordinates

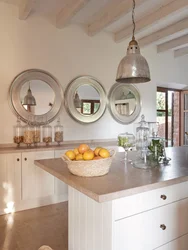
[115,0,188,43]
[174,46,188,58]
[56,0,89,29]
[19,0,35,20]
[139,17,188,47]
[88,0,147,37]
[157,34,188,53]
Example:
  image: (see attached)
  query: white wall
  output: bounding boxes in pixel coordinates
[0,2,187,143]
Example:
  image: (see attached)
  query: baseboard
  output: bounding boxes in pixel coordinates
[0,193,68,215]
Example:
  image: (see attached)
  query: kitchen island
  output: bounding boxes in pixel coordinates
[35,147,188,250]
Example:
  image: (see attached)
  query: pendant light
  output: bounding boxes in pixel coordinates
[116,0,150,83]
[74,91,81,108]
[23,82,36,106]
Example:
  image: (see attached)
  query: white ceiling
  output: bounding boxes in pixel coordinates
[1,0,188,55]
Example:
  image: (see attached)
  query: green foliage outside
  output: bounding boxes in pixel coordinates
[156,92,172,117]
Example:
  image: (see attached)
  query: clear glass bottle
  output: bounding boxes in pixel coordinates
[42,122,52,146]
[23,120,34,146]
[13,117,23,147]
[54,118,63,145]
[33,125,40,146]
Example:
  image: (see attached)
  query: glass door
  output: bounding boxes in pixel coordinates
[157,87,180,147]
[181,91,188,145]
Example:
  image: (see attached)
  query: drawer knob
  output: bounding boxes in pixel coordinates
[24,158,27,161]
[160,194,167,200]
[17,158,20,162]
[160,224,166,230]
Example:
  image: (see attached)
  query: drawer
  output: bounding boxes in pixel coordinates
[155,233,188,250]
[113,181,188,220]
[114,198,188,250]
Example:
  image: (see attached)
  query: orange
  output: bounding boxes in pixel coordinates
[93,156,102,160]
[76,154,83,161]
[78,144,90,154]
[94,147,102,156]
[83,150,94,161]
[73,148,79,155]
[65,150,76,160]
[88,149,94,153]
[99,148,110,158]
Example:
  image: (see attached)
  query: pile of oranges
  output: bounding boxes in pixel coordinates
[65,144,110,161]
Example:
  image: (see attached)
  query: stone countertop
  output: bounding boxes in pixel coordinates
[0,139,117,154]
[34,147,188,203]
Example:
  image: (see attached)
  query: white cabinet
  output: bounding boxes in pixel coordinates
[22,151,55,200]
[0,153,21,214]
[54,149,68,196]
[114,181,188,220]
[114,197,188,250]
[0,149,68,215]
[156,233,188,250]
[69,182,188,250]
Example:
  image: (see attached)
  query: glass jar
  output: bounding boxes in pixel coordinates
[42,123,52,146]
[135,114,149,153]
[13,117,23,147]
[148,122,159,137]
[33,125,40,146]
[54,118,63,145]
[23,122,34,146]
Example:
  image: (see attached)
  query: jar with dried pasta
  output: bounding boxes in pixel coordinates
[33,125,40,146]
[54,118,63,145]
[13,117,23,147]
[23,122,34,146]
[42,122,52,146]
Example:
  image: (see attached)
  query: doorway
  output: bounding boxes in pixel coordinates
[156,87,181,147]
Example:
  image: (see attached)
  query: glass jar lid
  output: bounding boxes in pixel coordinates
[136,114,149,131]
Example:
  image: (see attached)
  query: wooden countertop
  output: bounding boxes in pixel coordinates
[0,139,117,154]
[34,147,188,203]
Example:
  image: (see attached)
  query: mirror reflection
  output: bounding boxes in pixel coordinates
[114,88,136,116]
[74,85,100,115]
[20,80,55,115]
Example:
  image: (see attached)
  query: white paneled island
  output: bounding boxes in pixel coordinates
[35,147,188,250]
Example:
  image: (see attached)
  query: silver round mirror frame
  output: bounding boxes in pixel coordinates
[64,76,107,124]
[9,69,63,125]
[108,83,142,124]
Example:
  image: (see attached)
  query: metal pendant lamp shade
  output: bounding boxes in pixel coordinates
[23,84,36,106]
[74,91,81,108]
[116,0,150,84]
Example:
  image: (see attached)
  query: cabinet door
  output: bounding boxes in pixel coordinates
[114,198,188,250]
[54,150,68,196]
[0,153,21,214]
[22,151,54,200]
[156,233,188,250]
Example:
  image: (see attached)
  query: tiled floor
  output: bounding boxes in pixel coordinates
[0,202,68,250]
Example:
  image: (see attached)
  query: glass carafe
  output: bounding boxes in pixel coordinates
[54,118,63,145]
[13,117,23,147]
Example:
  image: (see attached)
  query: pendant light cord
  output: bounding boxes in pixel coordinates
[132,0,136,40]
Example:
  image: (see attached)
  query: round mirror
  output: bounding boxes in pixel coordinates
[20,80,55,115]
[108,83,141,124]
[65,76,106,123]
[9,69,63,125]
